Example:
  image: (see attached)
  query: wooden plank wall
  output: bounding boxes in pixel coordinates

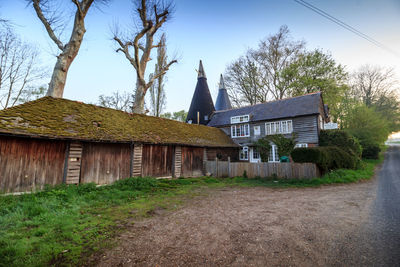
[65,142,82,184]
[142,144,174,177]
[0,136,67,193]
[80,142,131,184]
[132,144,143,176]
[205,161,320,179]
[174,146,182,177]
[181,147,204,177]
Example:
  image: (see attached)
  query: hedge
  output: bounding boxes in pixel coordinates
[361,143,381,159]
[291,146,358,172]
[319,129,362,157]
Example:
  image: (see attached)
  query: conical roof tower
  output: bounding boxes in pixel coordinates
[215,74,232,111]
[186,60,215,125]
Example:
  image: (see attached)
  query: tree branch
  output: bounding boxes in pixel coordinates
[32,0,64,51]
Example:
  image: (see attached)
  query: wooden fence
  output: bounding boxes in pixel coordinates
[204,159,320,179]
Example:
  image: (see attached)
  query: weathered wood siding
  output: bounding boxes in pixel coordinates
[205,160,320,179]
[218,114,319,145]
[0,136,67,193]
[65,142,82,184]
[181,147,204,177]
[206,147,239,161]
[142,144,174,177]
[80,142,131,184]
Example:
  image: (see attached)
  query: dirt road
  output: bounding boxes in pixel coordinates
[92,182,378,266]
[91,148,400,266]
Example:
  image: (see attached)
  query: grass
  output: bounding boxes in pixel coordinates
[0,155,384,266]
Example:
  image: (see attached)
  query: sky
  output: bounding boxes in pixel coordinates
[1,0,400,113]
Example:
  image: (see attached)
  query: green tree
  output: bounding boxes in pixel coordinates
[342,105,390,146]
[282,49,349,121]
[161,110,187,122]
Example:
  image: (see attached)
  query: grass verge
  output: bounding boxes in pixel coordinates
[0,155,383,266]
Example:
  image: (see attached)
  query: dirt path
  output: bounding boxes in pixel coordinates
[91,179,377,266]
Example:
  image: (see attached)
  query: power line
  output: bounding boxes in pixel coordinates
[293,0,399,58]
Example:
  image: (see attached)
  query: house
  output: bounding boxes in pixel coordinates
[0,97,237,193]
[207,92,329,163]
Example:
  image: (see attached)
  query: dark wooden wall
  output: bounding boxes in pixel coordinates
[0,136,67,193]
[206,147,239,162]
[80,142,131,184]
[141,144,174,177]
[181,147,204,177]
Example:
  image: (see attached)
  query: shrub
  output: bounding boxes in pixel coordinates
[319,129,362,157]
[291,146,357,172]
[361,143,381,159]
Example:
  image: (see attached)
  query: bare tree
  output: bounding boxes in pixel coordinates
[98,91,134,112]
[0,28,44,109]
[224,25,305,105]
[113,0,177,114]
[224,53,263,107]
[149,33,167,116]
[252,25,305,100]
[350,65,398,107]
[29,0,105,98]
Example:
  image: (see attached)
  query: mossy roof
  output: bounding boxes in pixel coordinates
[0,97,237,147]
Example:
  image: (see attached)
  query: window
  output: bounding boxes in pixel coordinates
[295,143,308,148]
[254,125,261,135]
[240,146,249,160]
[204,115,208,121]
[231,124,250,138]
[231,115,250,124]
[268,145,279,162]
[253,150,260,159]
[265,120,293,135]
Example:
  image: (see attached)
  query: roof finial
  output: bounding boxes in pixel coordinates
[197,60,206,78]
[219,74,225,89]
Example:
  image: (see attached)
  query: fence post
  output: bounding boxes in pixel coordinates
[215,157,218,177]
[228,157,231,177]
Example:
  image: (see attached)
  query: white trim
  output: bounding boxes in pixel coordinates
[265,120,293,135]
[231,115,250,124]
[295,143,308,148]
[268,145,280,162]
[250,147,261,163]
[240,146,249,161]
[231,124,250,138]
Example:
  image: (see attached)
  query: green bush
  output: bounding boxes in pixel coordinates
[319,129,362,157]
[361,143,381,159]
[291,146,357,172]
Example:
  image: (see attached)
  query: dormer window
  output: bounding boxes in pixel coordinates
[231,115,249,124]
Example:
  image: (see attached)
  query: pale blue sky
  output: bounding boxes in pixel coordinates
[1,0,400,112]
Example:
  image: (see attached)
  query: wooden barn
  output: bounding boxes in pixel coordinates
[0,97,238,193]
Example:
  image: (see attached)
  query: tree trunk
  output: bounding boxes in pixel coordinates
[133,83,146,113]
[46,53,73,97]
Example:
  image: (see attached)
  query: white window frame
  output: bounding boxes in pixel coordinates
[265,120,293,135]
[254,125,261,136]
[268,145,280,162]
[295,143,308,148]
[231,115,250,124]
[240,146,249,161]
[250,148,261,163]
[231,124,250,138]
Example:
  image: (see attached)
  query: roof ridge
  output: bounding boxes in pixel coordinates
[213,92,321,114]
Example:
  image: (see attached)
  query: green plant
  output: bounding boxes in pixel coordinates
[291,146,357,172]
[361,143,381,159]
[253,138,271,162]
[253,133,297,161]
[319,129,362,157]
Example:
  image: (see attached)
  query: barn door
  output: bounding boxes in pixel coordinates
[65,142,83,184]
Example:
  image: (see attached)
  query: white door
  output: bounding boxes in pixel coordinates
[250,148,261,163]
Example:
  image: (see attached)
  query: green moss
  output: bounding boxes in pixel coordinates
[0,97,236,147]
